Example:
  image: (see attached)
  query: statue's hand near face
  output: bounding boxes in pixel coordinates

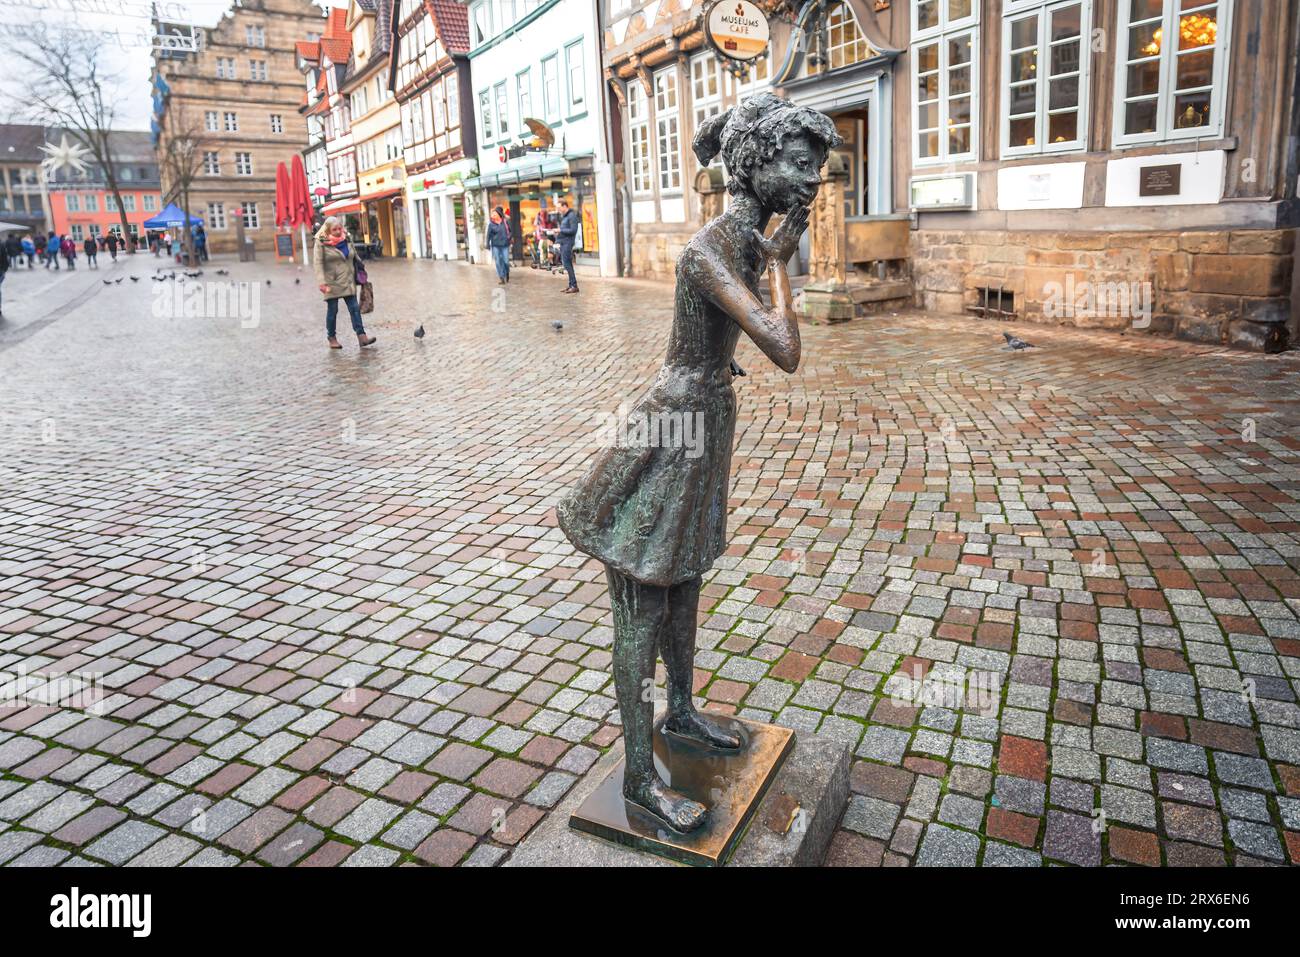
[751,204,809,266]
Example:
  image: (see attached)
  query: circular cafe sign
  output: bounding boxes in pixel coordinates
[706,0,770,62]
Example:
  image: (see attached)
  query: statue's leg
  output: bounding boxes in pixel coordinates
[606,565,707,832]
[660,575,742,750]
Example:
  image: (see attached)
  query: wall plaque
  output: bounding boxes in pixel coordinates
[1139,164,1182,197]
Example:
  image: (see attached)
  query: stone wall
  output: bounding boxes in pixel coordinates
[911,228,1296,352]
[628,225,695,281]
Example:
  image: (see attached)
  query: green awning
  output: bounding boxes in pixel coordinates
[463,154,576,190]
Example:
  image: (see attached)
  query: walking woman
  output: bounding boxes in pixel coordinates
[556,94,839,833]
[486,208,510,284]
[313,216,377,350]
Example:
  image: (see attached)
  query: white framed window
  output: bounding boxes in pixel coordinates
[627,81,652,194]
[208,202,226,229]
[270,113,283,134]
[1113,0,1231,146]
[690,54,722,129]
[224,111,238,132]
[517,67,532,122]
[471,1,491,46]
[350,87,368,117]
[105,194,117,212]
[71,224,84,241]
[144,194,157,211]
[541,54,560,120]
[249,60,268,82]
[478,89,494,141]
[241,203,260,229]
[122,194,136,212]
[814,2,872,73]
[565,40,585,113]
[912,22,978,164]
[204,110,219,131]
[494,81,509,138]
[654,67,681,193]
[246,24,265,47]
[203,151,220,175]
[912,0,978,39]
[216,57,235,79]
[235,152,253,176]
[84,194,97,212]
[1002,0,1090,156]
[66,193,80,212]
[733,54,770,102]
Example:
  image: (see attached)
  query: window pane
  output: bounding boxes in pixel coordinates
[1048,111,1077,143]
[1131,0,1163,20]
[949,95,970,124]
[1050,4,1082,40]
[918,73,939,100]
[1010,50,1037,82]
[916,41,939,72]
[1127,60,1162,96]
[918,103,938,129]
[1178,10,1217,50]
[1124,98,1158,135]
[949,64,971,95]
[1173,90,1212,128]
[1010,83,1036,114]
[917,0,938,30]
[1176,48,1214,89]
[1011,16,1037,50]
[948,124,970,154]
[948,34,971,65]
[1009,116,1036,147]
[1049,75,1079,109]
[918,130,939,157]
[948,0,971,20]
[1128,23,1162,59]
[1050,41,1081,76]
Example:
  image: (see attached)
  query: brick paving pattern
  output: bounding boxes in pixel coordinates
[1,255,1299,867]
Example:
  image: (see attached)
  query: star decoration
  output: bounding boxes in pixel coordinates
[40,133,91,177]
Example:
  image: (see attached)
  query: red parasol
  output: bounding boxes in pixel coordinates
[289,154,313,228]
[274,162,291,228]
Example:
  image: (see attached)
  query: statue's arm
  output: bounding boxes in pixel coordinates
[684,246,801,374]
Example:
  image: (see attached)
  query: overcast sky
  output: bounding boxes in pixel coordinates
[24,0,338,130]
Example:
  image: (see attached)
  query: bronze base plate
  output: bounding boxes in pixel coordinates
[568,714,796,866]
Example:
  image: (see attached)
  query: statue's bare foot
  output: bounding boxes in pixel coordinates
[664,710,742,750]
[625,777,708,832]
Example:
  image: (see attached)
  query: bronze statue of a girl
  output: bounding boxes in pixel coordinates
[558,93,841,833]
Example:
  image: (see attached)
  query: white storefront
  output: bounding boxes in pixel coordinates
[405,156,476,260]
[463,0,617,277]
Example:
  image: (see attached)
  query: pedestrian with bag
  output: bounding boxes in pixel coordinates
[487,208,510,284]
[313,216,377,351]
[556,199,579,294]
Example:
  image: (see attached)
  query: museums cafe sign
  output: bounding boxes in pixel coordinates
[705,0,770,62]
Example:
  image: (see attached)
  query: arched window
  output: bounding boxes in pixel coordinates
[824,2,872,71]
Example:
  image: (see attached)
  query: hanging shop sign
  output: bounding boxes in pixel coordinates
[705,0,770,62]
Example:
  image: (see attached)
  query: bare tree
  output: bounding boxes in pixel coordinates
[1,24,136,249]
[157,106,208,266]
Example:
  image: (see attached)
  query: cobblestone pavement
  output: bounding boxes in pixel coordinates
[1,253,1299,868]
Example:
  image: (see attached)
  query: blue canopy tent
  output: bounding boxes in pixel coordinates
[142,204,203,230]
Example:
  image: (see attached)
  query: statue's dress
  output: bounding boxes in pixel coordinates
[557,219,753,587]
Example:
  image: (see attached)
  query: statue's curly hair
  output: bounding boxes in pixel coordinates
[692,92,842,195]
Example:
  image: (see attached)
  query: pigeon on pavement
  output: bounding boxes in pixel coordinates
[414,325,425,339]
[1003,331,1034,351]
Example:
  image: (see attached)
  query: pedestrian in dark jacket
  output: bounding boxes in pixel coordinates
[0,241,9,317]
[45,232,59,269]
[556,200,579,293]
[105,232,118,261]
[83,236,98,267]
[486,210,510,284]
[61,236,76,268]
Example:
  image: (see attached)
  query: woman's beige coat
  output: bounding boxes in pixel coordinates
[313,224,359,299]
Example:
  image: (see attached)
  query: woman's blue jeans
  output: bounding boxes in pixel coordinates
[326,294,366,338]
[491,244,510,280]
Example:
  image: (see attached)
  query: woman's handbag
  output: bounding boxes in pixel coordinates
[354,258,374,314]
